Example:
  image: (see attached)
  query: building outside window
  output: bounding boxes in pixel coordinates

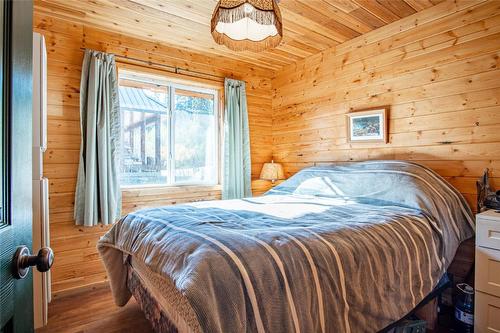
[119,72,219,187]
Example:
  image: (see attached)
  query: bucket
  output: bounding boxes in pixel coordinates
[454,283,474,332]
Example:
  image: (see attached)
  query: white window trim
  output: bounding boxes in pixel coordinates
[119,72,220,189]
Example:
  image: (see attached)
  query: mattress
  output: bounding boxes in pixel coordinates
[99,160,474,333]
[127,260,453,333]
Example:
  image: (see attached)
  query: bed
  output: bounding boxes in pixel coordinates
[98,160,474,333]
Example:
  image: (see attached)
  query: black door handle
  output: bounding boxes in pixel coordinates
[12,245,54,279]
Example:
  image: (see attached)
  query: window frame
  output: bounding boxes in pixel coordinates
[118,69,221,189]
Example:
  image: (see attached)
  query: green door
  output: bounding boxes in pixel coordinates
[0,0,34,332]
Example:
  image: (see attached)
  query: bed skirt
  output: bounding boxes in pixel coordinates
[127,264,180,333]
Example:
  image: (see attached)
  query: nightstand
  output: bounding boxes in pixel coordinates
[475,210,500,332]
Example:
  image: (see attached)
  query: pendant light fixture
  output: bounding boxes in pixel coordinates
[211,0,283,52]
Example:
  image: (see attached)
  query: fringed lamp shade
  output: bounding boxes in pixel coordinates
[211,0,283,52]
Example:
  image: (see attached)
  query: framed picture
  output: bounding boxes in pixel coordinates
[346,108,388,143]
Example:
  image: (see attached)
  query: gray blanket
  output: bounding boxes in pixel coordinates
[98,161,474,333]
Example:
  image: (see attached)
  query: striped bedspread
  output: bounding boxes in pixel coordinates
[98,161,474,333]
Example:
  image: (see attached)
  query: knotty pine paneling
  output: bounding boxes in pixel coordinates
[271,0,500,283]
[36,0,498,295]
[33,0,445,70]
[272,0,500,212]
[33,12,274,294]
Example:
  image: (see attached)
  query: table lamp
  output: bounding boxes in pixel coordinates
[260,160,285,184]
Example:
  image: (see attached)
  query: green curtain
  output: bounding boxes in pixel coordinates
[223,78,252,199]
[74,49,121,226]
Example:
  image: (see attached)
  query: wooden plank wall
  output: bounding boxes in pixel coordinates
[272,0,500,210]
[35,0,500,295]
[33,13,274,293]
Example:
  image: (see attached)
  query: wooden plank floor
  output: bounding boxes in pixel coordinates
[37,284,154,333]
[36,283,453,333]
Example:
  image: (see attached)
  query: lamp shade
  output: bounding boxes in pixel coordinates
[211,0,283,52]
[260,161,285,181]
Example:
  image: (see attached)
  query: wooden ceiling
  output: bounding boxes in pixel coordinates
[34,0,445,71]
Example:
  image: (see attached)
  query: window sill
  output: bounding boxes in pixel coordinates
[121,184,221,196]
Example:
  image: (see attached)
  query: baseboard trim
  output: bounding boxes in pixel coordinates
[51,280,110,300]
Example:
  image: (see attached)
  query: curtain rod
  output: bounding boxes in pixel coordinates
[79,48,226,82]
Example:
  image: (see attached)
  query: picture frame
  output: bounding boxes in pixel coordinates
[346,108,388,143]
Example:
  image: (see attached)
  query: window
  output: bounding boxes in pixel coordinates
[119,72,219,187]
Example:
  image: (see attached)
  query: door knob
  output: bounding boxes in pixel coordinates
[12,245,54,279]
